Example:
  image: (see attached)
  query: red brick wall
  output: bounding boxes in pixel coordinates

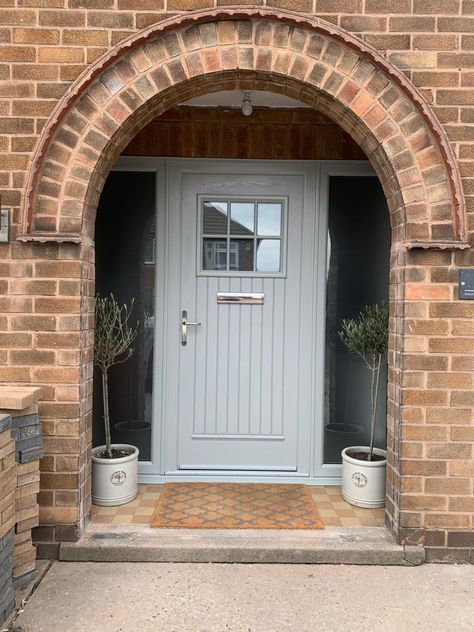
[0,2,472,562]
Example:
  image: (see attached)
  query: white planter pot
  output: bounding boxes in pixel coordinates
[92,444,139,507]
[341,446,387,509]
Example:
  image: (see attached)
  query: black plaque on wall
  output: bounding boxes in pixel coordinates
[459,269,474,300]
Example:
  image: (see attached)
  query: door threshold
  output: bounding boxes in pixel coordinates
[138,474,342,485]
[59,523,424,566]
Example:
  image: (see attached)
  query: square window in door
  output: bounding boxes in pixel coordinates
[199,197,286,276]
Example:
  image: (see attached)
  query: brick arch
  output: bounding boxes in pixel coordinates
[21,7,466,245]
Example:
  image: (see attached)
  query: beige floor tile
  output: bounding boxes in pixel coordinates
[331,502,350,510]
[89,485,385,528]
[140,499,160,507]
[135,507,155,516]
[93,516,115,524]
[323,518,343,526]
[336,508,358,518]
[311,501,335,510]
[339,517,362,527]
[140,492,161,500]
[93,506,118,515]
[318,509,338,517]
[116,507,136,515]
[131,516,151,524]
[112,515,133,524]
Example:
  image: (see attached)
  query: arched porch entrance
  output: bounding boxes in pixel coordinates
[21,8,466,542]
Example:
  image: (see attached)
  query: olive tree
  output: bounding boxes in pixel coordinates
[338,303,389,461]
[94,294,138,458]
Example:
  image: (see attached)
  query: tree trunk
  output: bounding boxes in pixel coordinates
[102,369,112,459]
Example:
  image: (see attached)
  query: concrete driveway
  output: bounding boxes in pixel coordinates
[11,561,474,632]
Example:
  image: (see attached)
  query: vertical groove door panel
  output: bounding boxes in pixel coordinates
[163,165,318,474]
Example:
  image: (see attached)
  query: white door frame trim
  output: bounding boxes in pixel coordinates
[111,157,377,485]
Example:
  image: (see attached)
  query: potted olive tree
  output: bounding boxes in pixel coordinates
[339,303,389,508]
[92,294,139,506]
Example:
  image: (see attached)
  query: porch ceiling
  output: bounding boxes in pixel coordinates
[181,89,310,109]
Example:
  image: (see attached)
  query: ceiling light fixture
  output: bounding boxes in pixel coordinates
[241,92,253,116]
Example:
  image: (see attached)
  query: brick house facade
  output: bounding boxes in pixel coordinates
[0,1,473,563]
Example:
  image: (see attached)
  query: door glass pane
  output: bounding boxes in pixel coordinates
[230,202,255,235]
[203,239,228,270]
[200,197,286,276]
[257,203,282,236]
[203,201,228,234]
[324,176,390,465]
[94,171,155,462]
[230,239,254,271]
[256,239,280,272]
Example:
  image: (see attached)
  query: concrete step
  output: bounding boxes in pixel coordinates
[60,524,425,566]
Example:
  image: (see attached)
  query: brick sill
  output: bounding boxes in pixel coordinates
[404,240,470,251]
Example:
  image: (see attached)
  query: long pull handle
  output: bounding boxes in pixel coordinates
[181,310,201,346]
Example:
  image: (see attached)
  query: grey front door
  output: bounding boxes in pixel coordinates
[161,161,321,476]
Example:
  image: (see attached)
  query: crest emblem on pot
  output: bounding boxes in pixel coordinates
[352,472,368,488]
[110,470,127,486]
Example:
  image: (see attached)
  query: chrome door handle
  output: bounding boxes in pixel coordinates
[181,310,201,346]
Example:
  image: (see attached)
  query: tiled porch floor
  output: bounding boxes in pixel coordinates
[91,484,385,528]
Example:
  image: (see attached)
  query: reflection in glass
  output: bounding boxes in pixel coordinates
[203,238,228,270]
[203,201,228,234]
[256,239,280,272]
[200,198,285,275]
[230,239,254,271]
[230,202,255,235]
[94,171,155,462]
[323,176,390,465]
[258,203,282,236]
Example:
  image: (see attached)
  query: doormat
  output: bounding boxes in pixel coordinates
[150,482,324,529]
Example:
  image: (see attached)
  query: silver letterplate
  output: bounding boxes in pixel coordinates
[217,293,264,305]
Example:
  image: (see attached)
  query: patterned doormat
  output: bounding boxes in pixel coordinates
[150,482,324,529]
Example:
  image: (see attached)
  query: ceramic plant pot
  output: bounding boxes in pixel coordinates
[92,443,139,506]
[341,446,387,509]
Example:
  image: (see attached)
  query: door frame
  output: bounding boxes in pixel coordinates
[111,157,379,484]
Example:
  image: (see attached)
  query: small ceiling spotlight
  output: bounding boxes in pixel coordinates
[241,92,253,116]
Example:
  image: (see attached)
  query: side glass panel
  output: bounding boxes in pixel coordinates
[323,176,390,465]
[94,171,155,462]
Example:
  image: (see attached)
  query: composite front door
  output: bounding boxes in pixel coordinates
[160,161,322,476]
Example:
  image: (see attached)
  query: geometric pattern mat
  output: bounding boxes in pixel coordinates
[150,482,324,529]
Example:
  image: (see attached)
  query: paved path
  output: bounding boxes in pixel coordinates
[11,561,474,632]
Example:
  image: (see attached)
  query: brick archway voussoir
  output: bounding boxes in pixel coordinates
[21,8,466,248]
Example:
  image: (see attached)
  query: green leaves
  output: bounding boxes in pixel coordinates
[338,303,389,371]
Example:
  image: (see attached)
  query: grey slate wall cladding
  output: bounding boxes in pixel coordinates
[0,413,42,626]
[0,413,11,433]
[12,414,43,464]
[0,530,15,627]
